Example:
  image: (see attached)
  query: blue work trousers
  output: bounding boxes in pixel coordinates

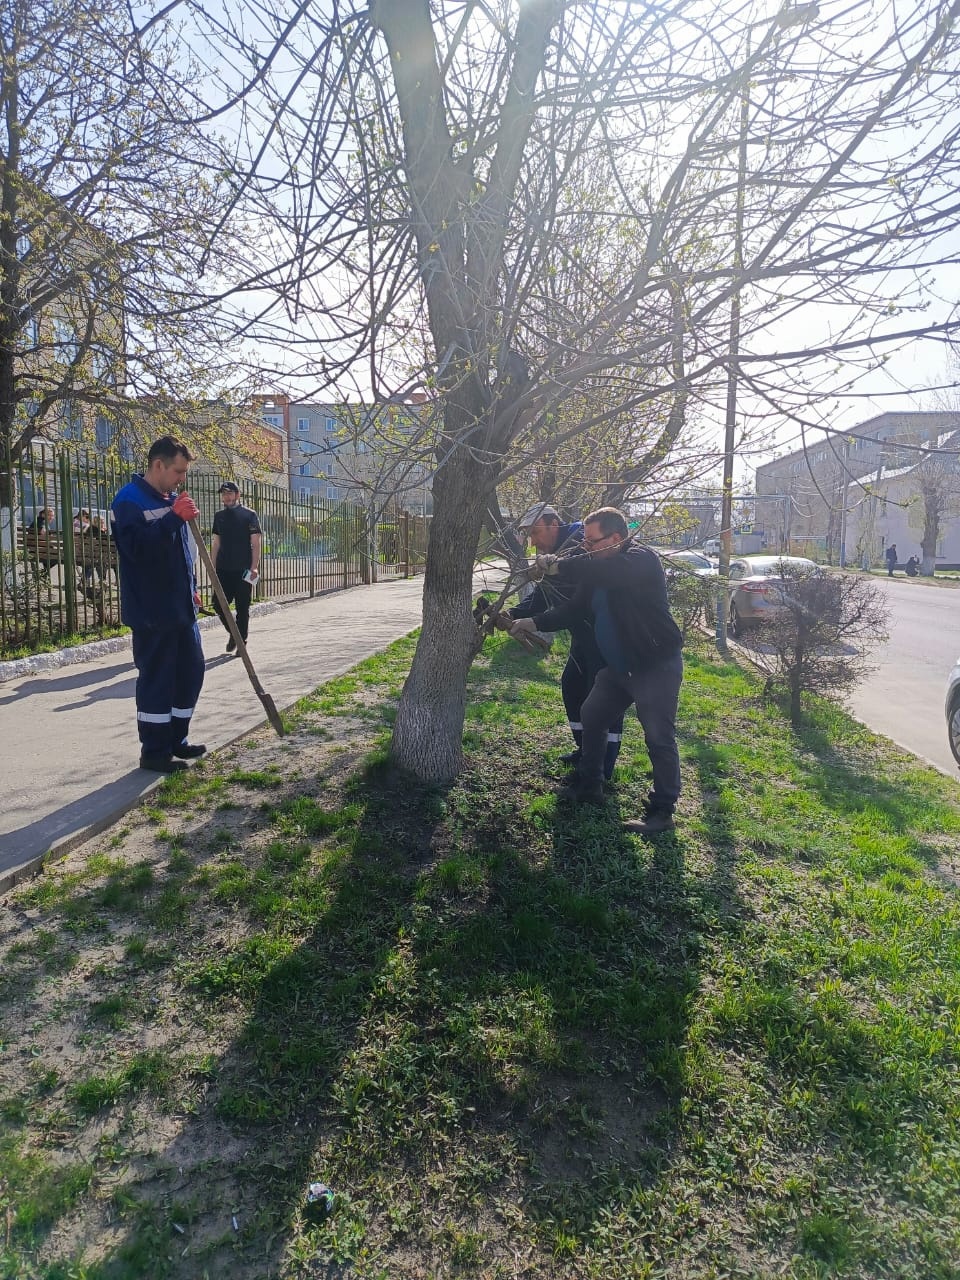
[132,624,205,755]
[561,643,623,779]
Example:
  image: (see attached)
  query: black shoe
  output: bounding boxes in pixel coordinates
[226,635,236,652]
[559,749,582,766]
[139,753,188,774]
[172,742,207,760]
[623,810,675,837]
[573,779,604,806]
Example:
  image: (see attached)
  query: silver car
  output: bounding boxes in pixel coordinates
[727,554,819,637]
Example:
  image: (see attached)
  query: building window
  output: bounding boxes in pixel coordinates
[61,401,83,440]
[95,416,115,449]
[325,461,334,476]
[326,485,338,500]
[325,417,336,433]
[263,413,283,428]
[298,487,310,502]
[357,440,367,454]
[53,319,78,365]
[297,417,310,433]
[299,463,311,476]
[90,346,115,386]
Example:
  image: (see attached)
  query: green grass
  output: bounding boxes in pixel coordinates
[2,631,960,1278]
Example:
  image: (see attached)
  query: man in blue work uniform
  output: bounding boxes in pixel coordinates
[506,504,623,780]
[111,436,206,773]
[511,506,683,836]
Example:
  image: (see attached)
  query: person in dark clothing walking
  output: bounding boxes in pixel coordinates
[885,544,898,576]
[211,482,262,653]
[111,436,206,773]
[511,506,683,836]
[506,504,623,779]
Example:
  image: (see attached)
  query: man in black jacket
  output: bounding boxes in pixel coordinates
[211,482,262,653]
[507,504,623,778]
[511,506,683,836]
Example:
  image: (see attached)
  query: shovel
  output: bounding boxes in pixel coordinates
[188,517,285,737]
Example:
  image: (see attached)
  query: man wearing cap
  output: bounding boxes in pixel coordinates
[511,506,683,836]
[211,482,262,653]
[111,435,206,773]
[506,503,624,781]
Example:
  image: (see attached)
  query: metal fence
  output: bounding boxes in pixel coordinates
[0,441,429,657]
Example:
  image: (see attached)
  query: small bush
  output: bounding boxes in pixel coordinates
[751,568,890,723]
[666,570,714,638]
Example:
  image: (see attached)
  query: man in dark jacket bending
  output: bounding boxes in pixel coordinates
[510,506,683,836]
[506,503,623,779]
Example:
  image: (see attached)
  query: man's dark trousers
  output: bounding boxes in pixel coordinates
[132,624,205,755]
[213,569,253,641]
[579,653,683,812]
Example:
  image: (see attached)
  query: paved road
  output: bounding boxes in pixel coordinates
[847,576,960,778]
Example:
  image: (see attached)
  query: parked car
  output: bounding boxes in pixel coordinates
[662,549,718,578]
[660,549,719,627]
[727,554,820,637]
[945,658,960,767]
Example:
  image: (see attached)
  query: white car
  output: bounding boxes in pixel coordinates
[945,659,960,767]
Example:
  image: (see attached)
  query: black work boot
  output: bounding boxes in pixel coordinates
[573,778,604,806]
[172,742,207,760]
[623,809,675,837]
[139,753,188,774]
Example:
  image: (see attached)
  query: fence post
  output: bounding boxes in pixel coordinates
[58,451,77,636]
[403,511,410,578]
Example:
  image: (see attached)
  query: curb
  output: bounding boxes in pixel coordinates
[0,602,282,685]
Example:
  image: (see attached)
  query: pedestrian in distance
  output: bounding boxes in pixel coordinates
[211,481,262,653]
[510,506,684,837]
[886,543,898,576]
[506,503,624,780]
[110,436,206,774]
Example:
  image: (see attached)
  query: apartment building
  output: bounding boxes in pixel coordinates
[755,411,960,563]
[286,397,435,515]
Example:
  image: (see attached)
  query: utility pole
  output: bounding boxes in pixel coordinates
[715,4,819,651]
[715,44,750,655]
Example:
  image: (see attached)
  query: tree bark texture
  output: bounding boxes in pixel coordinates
[391,446,494,781]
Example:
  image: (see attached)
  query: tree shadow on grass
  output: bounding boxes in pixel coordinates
[47,716,720,1277]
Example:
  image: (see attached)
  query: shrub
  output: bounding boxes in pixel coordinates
[750,568,890,723]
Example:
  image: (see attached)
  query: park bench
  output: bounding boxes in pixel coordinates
[17,528,119,573]
[15,528,120,625]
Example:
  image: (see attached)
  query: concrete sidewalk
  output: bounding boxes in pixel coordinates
[0,571,503,892]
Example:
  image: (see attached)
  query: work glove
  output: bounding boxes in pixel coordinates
[171,492,199,522]
[510,616,538,637]
[534,553,559,576]
[493,613,514,632]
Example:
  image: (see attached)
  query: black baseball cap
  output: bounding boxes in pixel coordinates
[219,481,240,494]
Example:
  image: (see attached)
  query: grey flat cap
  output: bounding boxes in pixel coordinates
[517,503,560,528]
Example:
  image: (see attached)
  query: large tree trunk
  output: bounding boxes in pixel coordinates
[921,497,940,577]
[391,447,494,782]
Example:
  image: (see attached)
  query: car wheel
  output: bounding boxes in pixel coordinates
[949,696,960,768]
[729,603,745,638]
